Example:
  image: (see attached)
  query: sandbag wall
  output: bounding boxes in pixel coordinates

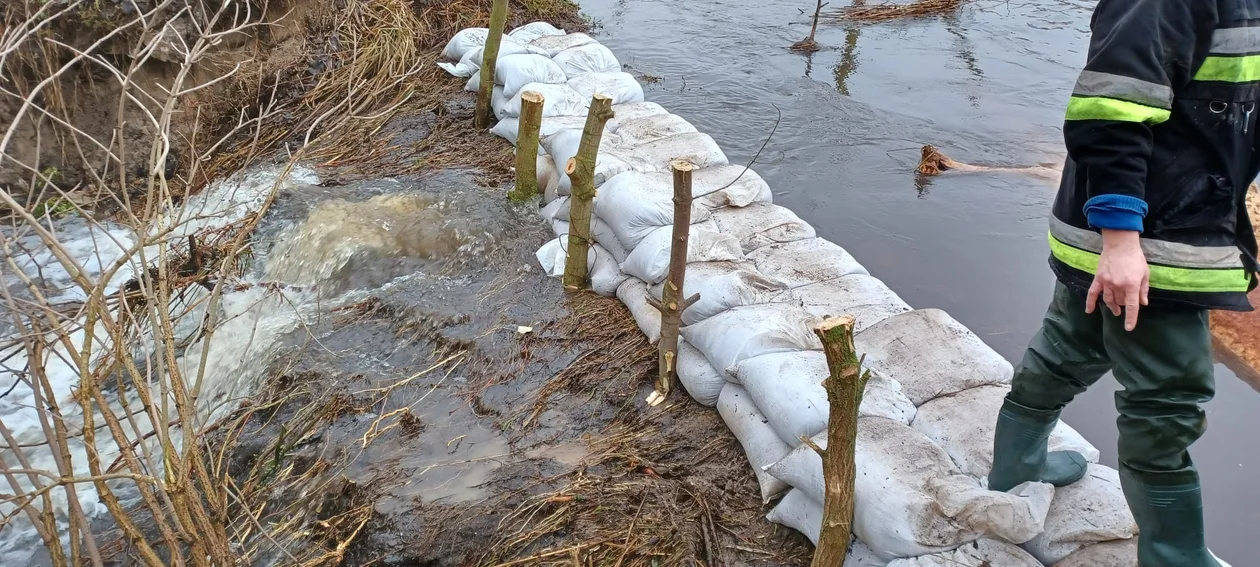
[441,24,1141,566]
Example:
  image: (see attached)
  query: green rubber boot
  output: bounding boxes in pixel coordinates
[1121,468,1227,567]
[988,396,1088,492]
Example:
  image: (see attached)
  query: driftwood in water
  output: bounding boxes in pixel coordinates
[474,0,509,129]
[509,91,544,202]
[917,144,1063,183]
[829,0,964,22]
[806,315,868,567]
[646,160,701,407]
[562,94,616,290]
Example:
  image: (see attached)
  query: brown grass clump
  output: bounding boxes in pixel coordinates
[829,0,965,22]
[415,0,586,49]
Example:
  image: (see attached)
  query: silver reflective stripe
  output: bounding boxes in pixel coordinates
[1072,70,1173,110]
[1049,217,1244,270]
[1209,26,1260,55]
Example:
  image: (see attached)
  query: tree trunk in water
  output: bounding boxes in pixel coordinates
[509,91,544,202]
[562,94,615,290]
[810,315,868,567]
[474,0,509,129]
[648,160,699,406]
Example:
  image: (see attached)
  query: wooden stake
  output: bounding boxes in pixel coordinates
[791,0,829,52]
[474,0,509,129]
[647,159,699,405]
[509,91,545,202]
[810,315,868,567]
[562,93,615,290]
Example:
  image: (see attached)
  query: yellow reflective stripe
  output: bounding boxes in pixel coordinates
[1065,96,1171,125]
[1194,54,1260,82]
[1049,234,1253,293]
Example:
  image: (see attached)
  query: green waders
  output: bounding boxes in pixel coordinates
[990,283,1223,567]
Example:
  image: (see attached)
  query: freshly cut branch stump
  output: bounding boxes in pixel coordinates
[474,0,509,129]
[562,93,616,290]
[509,91,544,202]
[646,159,699,406]
[809,315,869,566]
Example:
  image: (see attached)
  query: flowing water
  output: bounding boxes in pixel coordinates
[579,0,1257,558]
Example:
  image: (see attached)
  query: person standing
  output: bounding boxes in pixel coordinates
[987,0,1257,565]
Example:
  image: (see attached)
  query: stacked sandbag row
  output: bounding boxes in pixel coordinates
[441,26,1141,566]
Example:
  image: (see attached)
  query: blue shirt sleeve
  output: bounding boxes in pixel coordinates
[1083,194,1148,232]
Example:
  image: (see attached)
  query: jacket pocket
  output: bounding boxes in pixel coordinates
[1152,173,1238,235]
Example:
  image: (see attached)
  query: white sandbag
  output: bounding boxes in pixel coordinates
[594,170,715,251]
[545,131,639,195]
[508,21,565,44]
[692,164,774,208]
[438,39,540,77]
[846,540,891,567]
[1052,539,1139,567]
[766,488,822,544]
[616,278,661,343]
[911,385,1101,480]
[619,226,743,285]
[465,72,481,92]
[712,203,817,254]
[649,261,784,325]
[854,309,1013,406]
[491,85,510,121]
[622,132,729,172]
[534,239,624,296]
[734,351,917,447]
[887,539,1041,567]
[553,42,621,75]
[442,28,487,61]
[615,113,698,146]
[497,54,568,96]
[717,385,791,503]
[529,32,596,57]
[747,237,865,287]
[677,339,724,406]
[681,304,820,376]
[609,101,668,125]
[500,82,589,119]
[591,246,629,297]
[764,419,1054,561]
[566,72,645,105]
[540,196,568,221]
[537,154,558,191]
[1023,464,1137,565]
[549,216,630,264]
[491,115,605,147]
[770,275,911,333]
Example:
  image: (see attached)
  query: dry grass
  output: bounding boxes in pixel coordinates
[828,0,965,21]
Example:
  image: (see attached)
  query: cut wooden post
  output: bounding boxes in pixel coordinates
[509,91,545,202]
[562,93,615,290]
[791,0,829,52]
[474,0,509,129]
[647,159,699,406]
[809,315,869,567]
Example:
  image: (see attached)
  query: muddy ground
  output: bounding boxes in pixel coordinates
[217,60,813,567]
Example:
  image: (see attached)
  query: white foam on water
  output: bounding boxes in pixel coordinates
[0,164,323,566]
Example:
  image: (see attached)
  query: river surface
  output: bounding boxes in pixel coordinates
[580,0,1258,558]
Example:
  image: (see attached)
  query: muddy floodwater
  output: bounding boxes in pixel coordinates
[583,0,1258,558]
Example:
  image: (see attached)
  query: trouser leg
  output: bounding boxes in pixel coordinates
[989,283,1109,491]
[1103,304,1221,567]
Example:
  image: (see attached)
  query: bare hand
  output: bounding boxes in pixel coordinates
[1085,229,1150,331]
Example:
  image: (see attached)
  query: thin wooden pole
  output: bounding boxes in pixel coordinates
[474,0,509,129]
[807,315,868,566]
[646,160,700,407]
[791,0,829,52]
[509,91,544,202]
[562,94,615,290]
